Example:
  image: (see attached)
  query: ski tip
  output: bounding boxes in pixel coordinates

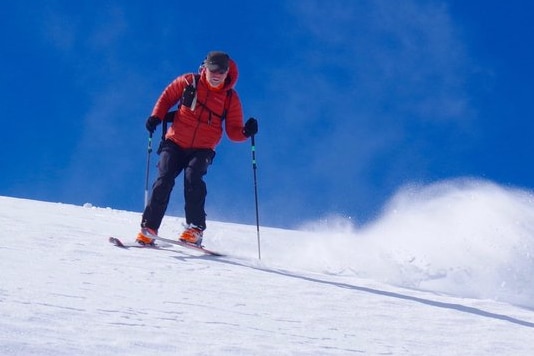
[109,236,126,248]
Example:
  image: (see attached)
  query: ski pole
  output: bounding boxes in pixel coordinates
[250,134,261,259]
[144,132,153,208]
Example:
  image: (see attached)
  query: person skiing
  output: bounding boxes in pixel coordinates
[136,51,258,246]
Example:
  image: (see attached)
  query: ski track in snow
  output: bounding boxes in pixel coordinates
[1,180,534,355]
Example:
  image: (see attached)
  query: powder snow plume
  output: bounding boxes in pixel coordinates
[280,178,534,308]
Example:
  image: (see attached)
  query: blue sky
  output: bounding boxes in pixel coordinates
[1,1,533,229]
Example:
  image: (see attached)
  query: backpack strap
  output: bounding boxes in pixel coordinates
[220,89,234,122]
[190,74,199,110]
[194,73,233,122]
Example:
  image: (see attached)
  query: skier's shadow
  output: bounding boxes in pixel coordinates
[207,257,534,329]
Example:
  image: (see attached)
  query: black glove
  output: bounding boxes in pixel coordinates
[243,117,258,137]
[145,115,161,134]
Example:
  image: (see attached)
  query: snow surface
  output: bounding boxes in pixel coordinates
[2,179,534,355]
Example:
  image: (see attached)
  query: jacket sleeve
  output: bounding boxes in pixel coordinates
[151,75,186,119]
[224,91,248,142]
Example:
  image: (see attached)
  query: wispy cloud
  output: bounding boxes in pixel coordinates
[254,0,477,226]
[33,4,155,209]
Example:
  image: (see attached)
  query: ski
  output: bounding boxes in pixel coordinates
[141,228,225,257]
[108,233,224,257]
[108,237,169,249]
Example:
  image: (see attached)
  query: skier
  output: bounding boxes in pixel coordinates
[136,51,258,246]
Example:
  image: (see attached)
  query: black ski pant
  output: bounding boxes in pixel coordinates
[141,140,214,231]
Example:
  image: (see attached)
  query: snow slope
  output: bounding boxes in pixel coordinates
[1,179,534,355]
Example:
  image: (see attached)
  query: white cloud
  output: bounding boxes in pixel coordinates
[253,0,479,225]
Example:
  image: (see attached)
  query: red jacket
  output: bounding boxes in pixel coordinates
[151,59,247,150]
